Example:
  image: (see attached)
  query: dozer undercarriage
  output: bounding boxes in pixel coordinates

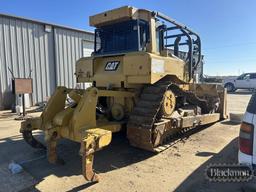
[20,6,228,182]
[20,77,227,181]
[127,77,226,152]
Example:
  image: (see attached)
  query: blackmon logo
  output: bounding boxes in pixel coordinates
[205,164,253,182]
[105,61,120,71]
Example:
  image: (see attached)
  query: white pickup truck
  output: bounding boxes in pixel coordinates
[238,92,256,165]
[223,73,256,92]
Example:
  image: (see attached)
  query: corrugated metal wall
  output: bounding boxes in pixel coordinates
[0,14,94,109]
[54,28,94,89]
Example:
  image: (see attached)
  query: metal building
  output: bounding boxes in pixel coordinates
[0,13,94,109]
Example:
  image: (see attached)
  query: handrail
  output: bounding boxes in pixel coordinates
[152,11,202,81]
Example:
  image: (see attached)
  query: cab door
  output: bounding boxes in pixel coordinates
[249,73,256,89]
[235,73,251,89]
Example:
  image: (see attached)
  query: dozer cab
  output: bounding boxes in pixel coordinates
[20,6,227,182]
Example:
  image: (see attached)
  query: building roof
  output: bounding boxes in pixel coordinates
[0,12,94,34]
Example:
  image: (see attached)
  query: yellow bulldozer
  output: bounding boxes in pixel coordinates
[20,6,227,182]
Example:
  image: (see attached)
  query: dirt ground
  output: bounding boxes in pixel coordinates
[0,91,253,192]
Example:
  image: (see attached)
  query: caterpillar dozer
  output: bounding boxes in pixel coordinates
[20,6,227,182]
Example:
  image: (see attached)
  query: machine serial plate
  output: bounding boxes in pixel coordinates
[105,61,120,71]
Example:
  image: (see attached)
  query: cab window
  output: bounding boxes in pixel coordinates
[237,74,250,80]
[250,73,256,79]
[94,19,149,55]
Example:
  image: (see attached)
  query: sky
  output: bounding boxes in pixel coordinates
[0,0,255,76]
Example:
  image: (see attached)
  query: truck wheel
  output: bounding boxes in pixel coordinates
[224,83,235,92]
